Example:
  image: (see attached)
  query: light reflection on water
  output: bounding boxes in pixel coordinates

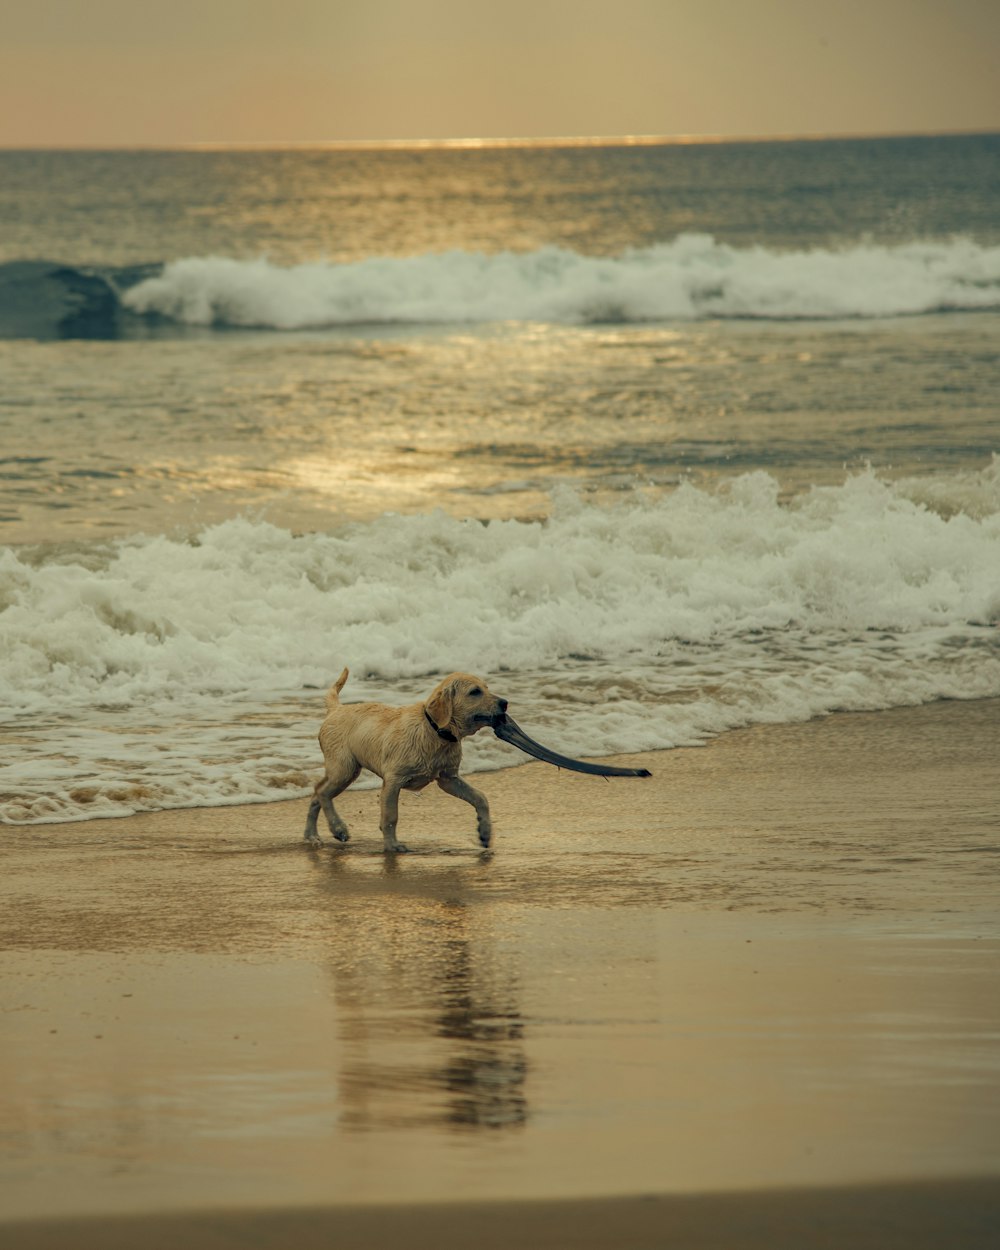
[4,138,998,268]
[2,314,997,545]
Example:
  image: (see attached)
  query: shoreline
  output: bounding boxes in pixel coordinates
[4,698,997,932]
[6,692,1000,847]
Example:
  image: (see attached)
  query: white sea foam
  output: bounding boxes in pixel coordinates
[2,467,999,824]
[122,235,1000,329]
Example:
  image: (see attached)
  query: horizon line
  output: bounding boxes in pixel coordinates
[1,126,997,153]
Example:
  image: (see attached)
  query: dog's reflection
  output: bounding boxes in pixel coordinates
[309,852,527,1132]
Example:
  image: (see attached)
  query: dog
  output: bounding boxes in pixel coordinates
[304,668,508,853]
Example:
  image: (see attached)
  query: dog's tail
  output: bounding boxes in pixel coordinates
[325,667,349,711]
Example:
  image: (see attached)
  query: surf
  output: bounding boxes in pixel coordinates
[2,467,998,824]
[119,235,1000,330]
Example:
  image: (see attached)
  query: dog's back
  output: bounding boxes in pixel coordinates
[319,668,431,780]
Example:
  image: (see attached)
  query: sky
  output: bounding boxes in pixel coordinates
[2,0,998,147]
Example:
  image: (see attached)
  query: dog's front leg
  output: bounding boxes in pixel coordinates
[437,774,492,848]
[379,777,408,853]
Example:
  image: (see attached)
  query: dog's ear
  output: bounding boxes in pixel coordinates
[425,679,455,731]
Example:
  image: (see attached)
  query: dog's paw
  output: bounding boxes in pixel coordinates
[385,842,410,854]
[332,828,350,843]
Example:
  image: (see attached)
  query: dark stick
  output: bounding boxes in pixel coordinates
[494,716,652,778]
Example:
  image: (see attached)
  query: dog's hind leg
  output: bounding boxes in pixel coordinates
[305,764,360,844]
[304,795,323,844]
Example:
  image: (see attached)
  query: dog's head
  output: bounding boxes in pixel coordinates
[424,672,508,740]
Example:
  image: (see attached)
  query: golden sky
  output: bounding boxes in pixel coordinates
[2,0,998,147]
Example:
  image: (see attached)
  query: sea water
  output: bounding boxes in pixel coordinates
[1,135,998,823]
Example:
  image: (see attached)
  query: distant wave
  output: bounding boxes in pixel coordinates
[121,235,1000,328]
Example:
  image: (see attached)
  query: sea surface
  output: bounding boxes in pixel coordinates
[1,134,998,824]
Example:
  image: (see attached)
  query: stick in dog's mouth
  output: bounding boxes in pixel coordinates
[493,715,652,778]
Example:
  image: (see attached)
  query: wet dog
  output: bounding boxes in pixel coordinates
[303,668,507,853]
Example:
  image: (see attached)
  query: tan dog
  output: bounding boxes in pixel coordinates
[304,668,508,853]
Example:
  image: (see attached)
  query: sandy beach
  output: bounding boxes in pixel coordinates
[3,698,999,1247]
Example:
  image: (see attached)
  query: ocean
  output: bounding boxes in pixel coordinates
[1,133,999,825]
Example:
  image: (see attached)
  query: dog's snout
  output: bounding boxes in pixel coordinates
[498,698,509,712]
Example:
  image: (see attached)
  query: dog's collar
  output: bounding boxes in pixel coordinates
[424,709,458,743]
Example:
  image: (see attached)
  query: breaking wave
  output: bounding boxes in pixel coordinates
[122,235,1000,329]
[2,465,999,823]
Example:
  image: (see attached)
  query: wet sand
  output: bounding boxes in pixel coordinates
[2,699,999,1246]
[5,1180,1000,1250]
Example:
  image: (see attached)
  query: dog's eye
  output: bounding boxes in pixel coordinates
[469,687,483,697]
